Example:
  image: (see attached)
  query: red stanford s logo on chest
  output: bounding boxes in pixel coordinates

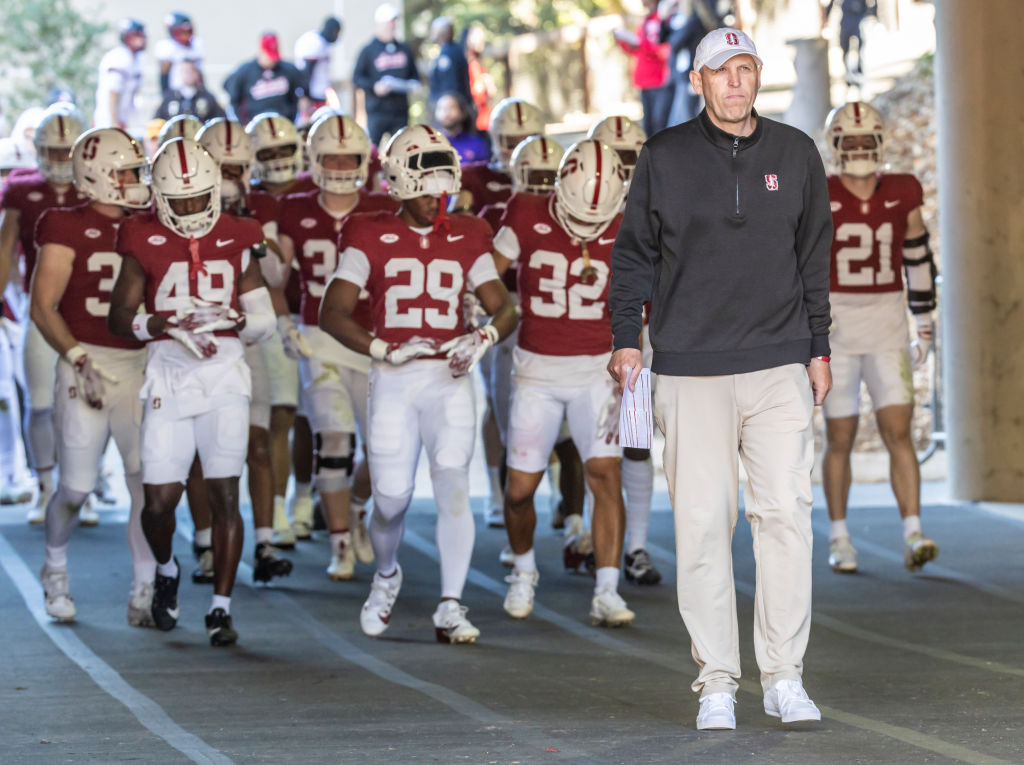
[765,174,779,191]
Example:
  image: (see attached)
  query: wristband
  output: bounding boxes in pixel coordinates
[65,345,87,366]
[814,356,830,363]
[369,337,389,361]
[131,313,155,341]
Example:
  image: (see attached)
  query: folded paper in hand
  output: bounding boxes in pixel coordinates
[619,367,653,449]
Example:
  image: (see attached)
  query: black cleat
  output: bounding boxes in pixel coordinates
[624,549,662,585]
[205,608,238,647]
[151,558,181,631]
[253,542,293,583]
[191,547,214,584]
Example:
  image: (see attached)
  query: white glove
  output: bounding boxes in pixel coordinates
[177,297,241,334]
[66,345,117,409]
[910,314,934,369]
[439,324,499,377]
[166,318,220,359]
[277,315,312,359]
[369,336,441,366]
[461,292,488,330]
[596,386,623,445]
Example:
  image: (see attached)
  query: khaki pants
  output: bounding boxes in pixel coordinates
[653,363,814,697]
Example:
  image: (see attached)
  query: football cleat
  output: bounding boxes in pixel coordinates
[79,494,100,527]
[0,480,34,506]
[151,559,181,631]
[624,549,662,585]
[563,514,592,572]
[503,569,539,619]
[828,537,858,574]
[484,504,505,528]
[253,542,293,583]
[41,565,76,622]
[127,581,155,628]
[590,588,635,627]
[904,532,938,572]
[360,567,402,637]
[205,608,238,647]
[327,533,355,580]
[550,499,570,530]
[350,506,374,564]
[498,544,515,568]
[432,600,480,644]
[191,546,214,584]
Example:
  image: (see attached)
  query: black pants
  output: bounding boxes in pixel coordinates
[640,83,675,138]
[368,112,409,147]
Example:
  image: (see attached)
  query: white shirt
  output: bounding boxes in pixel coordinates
[294,31,331,100]
[94,45,145,128]
[154,36,206,92]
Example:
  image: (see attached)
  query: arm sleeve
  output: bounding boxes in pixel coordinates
[795,143,834,357]
[467,251,499,291]
[335,247,370,288]
[492,226,520,262]
[902,230,937,314]
[609,146,661,351]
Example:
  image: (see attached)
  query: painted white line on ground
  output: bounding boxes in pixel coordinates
[0,530,233,765]
[404,529,1013,765]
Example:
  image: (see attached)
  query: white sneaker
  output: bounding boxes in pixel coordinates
[290,494,313,541]
[127,581,155,628]
[350,506,374,564]
[79,495,100,527]
[590,588,635,627]
[904,531,939,572]
[0,479,34,505]
[498,544,515,568]
[432,600,480,644]
[503,569,539,619]
[697,692,736,730]
[41,565,75,622]
[828,536,858,574]
[763,679,821,723]
[360,567,402,637]
[327,533,355,581]
[274,497,297,548]
[26,483,51,525]
[484,503,504,528]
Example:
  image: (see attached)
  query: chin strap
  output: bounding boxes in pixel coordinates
[188,236,208,280]
[432,190,450,233]
[576,237,598,285]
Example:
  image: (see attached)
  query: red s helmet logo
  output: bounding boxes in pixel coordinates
[725,32,739,45]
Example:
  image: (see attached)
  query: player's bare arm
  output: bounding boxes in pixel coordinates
[473,275,518,340]
[29,242,78,355]
[318,277,369,354]
[108,254,169,339]
[905,206,926,239]
[491,250,513,277]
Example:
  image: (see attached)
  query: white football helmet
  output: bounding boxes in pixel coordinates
[158,114,204,147]
[307,114,371,195]
[47,100,88,127]
[245,112,301,183]
[825,101,885,177]
[383,124,461,200]
[554,139,627,242]
[489,98,545,170]
[510,135,564,194]
[151,138,221,238]
[308,104,342,126]
[0,138,34,173]
[72,128,151,208]
[588,115,646,182]
[196,118,253,206]
[33,109,85,184]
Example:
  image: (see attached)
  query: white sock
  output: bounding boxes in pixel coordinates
[434,467,474,601]
[157,558,179,578]
[513,549,536,573]
[45,543,68,571]
[273,495,289,525]
[829,519,849,542]
[209,594,230,614]
[330,530,351,555]
[195,527,212,548]
[595,566,619,593]
[487,465,503,506]
[294,481,312,500]
[125,471,156,585]
[622,457,654,553]
[254,527,274,544]
[902,515,922,541]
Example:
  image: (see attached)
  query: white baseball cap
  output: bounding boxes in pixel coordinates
[693,28,762,73]
[374,3,399,24]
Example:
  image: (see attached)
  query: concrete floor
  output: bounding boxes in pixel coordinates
[2,482,1023,764]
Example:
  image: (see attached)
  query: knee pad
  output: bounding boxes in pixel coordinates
[314,431,355,493]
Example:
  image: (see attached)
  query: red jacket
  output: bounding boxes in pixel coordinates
[618,11,670,90]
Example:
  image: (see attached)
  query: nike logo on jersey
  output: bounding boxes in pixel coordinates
[216,238,235,247]
[447,234,465,242]
[598,237,616,246]
[883,200,900,208]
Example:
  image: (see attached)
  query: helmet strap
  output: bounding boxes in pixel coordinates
[432,190,450,232]
[188,236,208,281]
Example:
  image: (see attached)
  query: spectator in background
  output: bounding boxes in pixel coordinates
[824,0,877,84]
[661,0,720,126]
[95,18,147,130]
[428,17,472,112]
[155,60,226,122]
[295,16,343,116]
[353,3,420,146]
[434,92,489,164]
[224,32,308,124]
[155,12,205,97]
[466,24,495,132]
[615,0,673,137]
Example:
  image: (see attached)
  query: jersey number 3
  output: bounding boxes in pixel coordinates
[835,222,895,287]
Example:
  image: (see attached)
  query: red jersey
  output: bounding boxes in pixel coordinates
[336,212,498,354]
[243,190,279,228]
[828,174,923,295]
[460,162,514,213]
[35,204,142,351]
[478,200,516,293]
[494,192,619,357]
[115,212,263,340]
[1,171,86,289]
[279,189,397,326]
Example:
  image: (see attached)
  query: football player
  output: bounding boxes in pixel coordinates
[108,138,276,646]
[321,124,518,643]
[822,102,939,574]
[197,117,293,584]
[492,139,634,626]
[29,127,155,624]
[589,114,661,587]
[274,114,397,579]
[0,108,87,523]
